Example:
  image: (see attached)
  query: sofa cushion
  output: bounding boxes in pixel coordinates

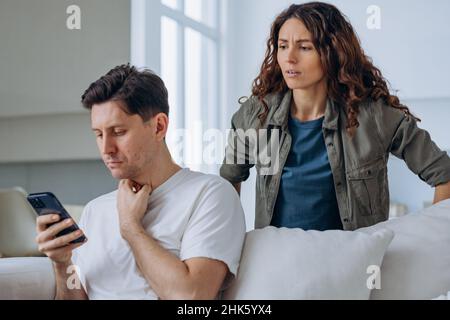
[0,257,55,300]
[223,227,394,300]
[362,199,450,300]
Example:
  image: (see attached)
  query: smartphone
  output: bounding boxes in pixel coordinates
[27,192,86,244]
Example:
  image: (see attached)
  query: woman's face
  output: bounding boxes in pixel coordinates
[276,18,326,90]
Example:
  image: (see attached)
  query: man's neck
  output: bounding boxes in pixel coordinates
[292,79,328,121]
[133,146,182,191]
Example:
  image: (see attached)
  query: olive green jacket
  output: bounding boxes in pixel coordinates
[220,90,450,230]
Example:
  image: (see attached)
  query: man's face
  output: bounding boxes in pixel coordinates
[91,101,157,180]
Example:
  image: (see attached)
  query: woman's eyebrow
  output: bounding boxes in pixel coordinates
[278,38,312,43]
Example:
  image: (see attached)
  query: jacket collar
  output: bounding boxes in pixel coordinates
[268,90,339,130]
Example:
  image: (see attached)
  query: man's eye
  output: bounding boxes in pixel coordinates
[114,131,126,136]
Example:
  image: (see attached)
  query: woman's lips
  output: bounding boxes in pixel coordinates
[286,70,301,78]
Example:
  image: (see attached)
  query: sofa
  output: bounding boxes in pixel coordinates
[1,199,450,300]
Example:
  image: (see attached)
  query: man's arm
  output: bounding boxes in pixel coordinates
[53,261,88,300]
[117,179,229,300]
[433,181,450,204]
[121,225,228,300]
[36,214,88,300]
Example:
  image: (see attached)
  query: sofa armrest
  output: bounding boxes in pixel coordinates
[0,257,55,300]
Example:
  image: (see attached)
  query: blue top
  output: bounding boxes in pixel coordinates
[270,114,343,231]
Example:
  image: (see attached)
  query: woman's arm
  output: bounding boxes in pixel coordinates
[433,181,450,204]
[220,101,255,190]
[372,101,450,190]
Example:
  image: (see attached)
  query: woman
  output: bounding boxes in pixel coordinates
[220,2,450,231]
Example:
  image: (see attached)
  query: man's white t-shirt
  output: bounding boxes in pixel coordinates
[72,168,246,300]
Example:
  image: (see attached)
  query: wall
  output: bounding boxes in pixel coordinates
[0,0,130,205]
[0,161,116,205]
[0,0,131,162]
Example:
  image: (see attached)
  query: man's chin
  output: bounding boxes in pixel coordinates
[109,169,128,180]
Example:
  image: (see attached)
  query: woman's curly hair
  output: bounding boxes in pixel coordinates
[252,2,419,134]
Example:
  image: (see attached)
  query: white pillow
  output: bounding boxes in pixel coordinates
[361,199,450,300]
[433,291,450,300]
[223,227,394,300]
[0,257,55,300]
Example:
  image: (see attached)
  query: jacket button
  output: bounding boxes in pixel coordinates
[343,218,349,223]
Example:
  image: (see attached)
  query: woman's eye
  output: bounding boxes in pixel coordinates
[301,46,312,51]
[279,45,287,50]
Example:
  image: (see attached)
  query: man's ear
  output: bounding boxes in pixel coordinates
[153,113,169,141]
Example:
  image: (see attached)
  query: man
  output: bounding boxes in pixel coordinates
[35,64,246,300]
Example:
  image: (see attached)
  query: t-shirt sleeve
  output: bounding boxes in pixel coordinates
[179,178,246,280]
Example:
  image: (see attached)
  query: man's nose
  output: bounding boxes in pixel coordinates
[101,136,116,155]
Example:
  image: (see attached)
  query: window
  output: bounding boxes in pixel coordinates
[131,0,221,173]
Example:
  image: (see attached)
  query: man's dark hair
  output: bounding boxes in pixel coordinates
[81,64,169,121]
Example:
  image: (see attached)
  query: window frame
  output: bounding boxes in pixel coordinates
[131,0,223,170]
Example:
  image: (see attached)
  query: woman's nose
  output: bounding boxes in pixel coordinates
[286,48,297,64]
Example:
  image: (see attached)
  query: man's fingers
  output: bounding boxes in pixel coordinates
[119,179,133,192]
[128,180,142,193]
[38,229,85,252]
[36,218,74,243]
[120,179,144,193]
[70,240,87,251]
[138,184,151,195]
[40,237,87,261]
[36,214,60,233]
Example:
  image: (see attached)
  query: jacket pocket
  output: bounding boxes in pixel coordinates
[346,158,389,218]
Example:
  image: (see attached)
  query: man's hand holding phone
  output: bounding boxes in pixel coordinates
[35,214,87,265]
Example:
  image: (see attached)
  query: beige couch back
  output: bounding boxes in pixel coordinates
[0,187,84,258]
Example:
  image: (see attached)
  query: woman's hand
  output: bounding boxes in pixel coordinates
[433,181,450,204]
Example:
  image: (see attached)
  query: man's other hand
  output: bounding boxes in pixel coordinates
[117,179,152,237]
